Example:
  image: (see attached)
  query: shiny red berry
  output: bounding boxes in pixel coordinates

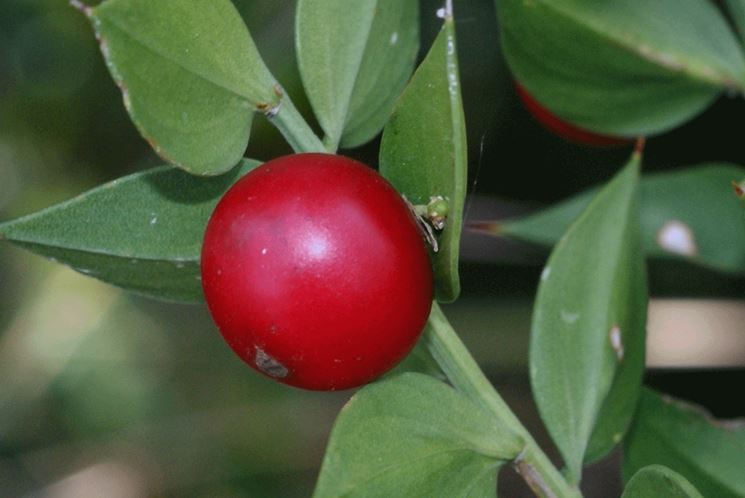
[201,153,434,391]
[515,82,631,147]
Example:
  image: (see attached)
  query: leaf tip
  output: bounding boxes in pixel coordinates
[632,137,646,159]
[732,180,745,199]
[466,220,502,236]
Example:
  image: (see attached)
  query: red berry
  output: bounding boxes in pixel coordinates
[515,82,631,147]
[201,153,434,390]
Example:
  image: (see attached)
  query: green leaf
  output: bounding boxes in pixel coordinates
[496,0,745,136]
[725,0,745,45]
[379,10,467,303]
[0,160,260,302]
[340,1,419,149]
[296,0,419,150]
[622,465,704,498]
[313,373,521,498]
[530,154,647,483]
[495,164,745,274]
[88,0,278,175]
[624,389,745,498]
[385,340,445,381]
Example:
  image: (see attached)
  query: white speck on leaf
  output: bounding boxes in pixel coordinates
[149,214,158,225]
[390,32,398,45]
[540,267,551,282]
[118,81,132,112]
[436,0,453,19]
[100,38,110,59]
[445,35,458,97]
[609,325,624,361]
[560,310,580,325]
[657,220,697,257]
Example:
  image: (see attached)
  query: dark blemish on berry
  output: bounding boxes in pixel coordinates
[254,347,288,378]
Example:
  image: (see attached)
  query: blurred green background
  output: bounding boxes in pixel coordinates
[1,1,744,497]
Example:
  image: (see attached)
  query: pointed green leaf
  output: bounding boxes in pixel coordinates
[0,160,260,302]
[530,154,647,483]
[622,465,704,498]
[88,0,278,175]
[296,0,419,150]
[583,236,646,466]
[313,373,521,498]
[379,10,467,302]
[725,0,745,45]
[496,0,745,136]
[624,389,745,498]
[496,165,745,274]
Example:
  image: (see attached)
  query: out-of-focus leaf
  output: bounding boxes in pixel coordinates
[725,0,745,45]
[490,165,745,274]
[88,0,277,174]
[622,465,704,498]
[296,0,419,150]
[496,0,745,136]
[379,8,466,302]
[313,373,521,498]
[0,160,260,302]
[530,154,647,483]
[624,389,745,498]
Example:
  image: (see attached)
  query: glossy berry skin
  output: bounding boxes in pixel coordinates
[201,153,434,391]
[515,82,631,147]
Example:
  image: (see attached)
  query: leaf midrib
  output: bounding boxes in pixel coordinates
[533,0,744,89]
[534,162,637,475]
[342,2,414,134]
[93,12,253,104]
[327,447,497,498]
[6,238,199,263]
[334,0,380,144]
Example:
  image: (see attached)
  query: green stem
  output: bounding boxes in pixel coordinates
[425,302,582,498]
[322,134,340,154]
[266,93,325,153]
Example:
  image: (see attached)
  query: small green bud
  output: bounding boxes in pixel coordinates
[426,196,448,230]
